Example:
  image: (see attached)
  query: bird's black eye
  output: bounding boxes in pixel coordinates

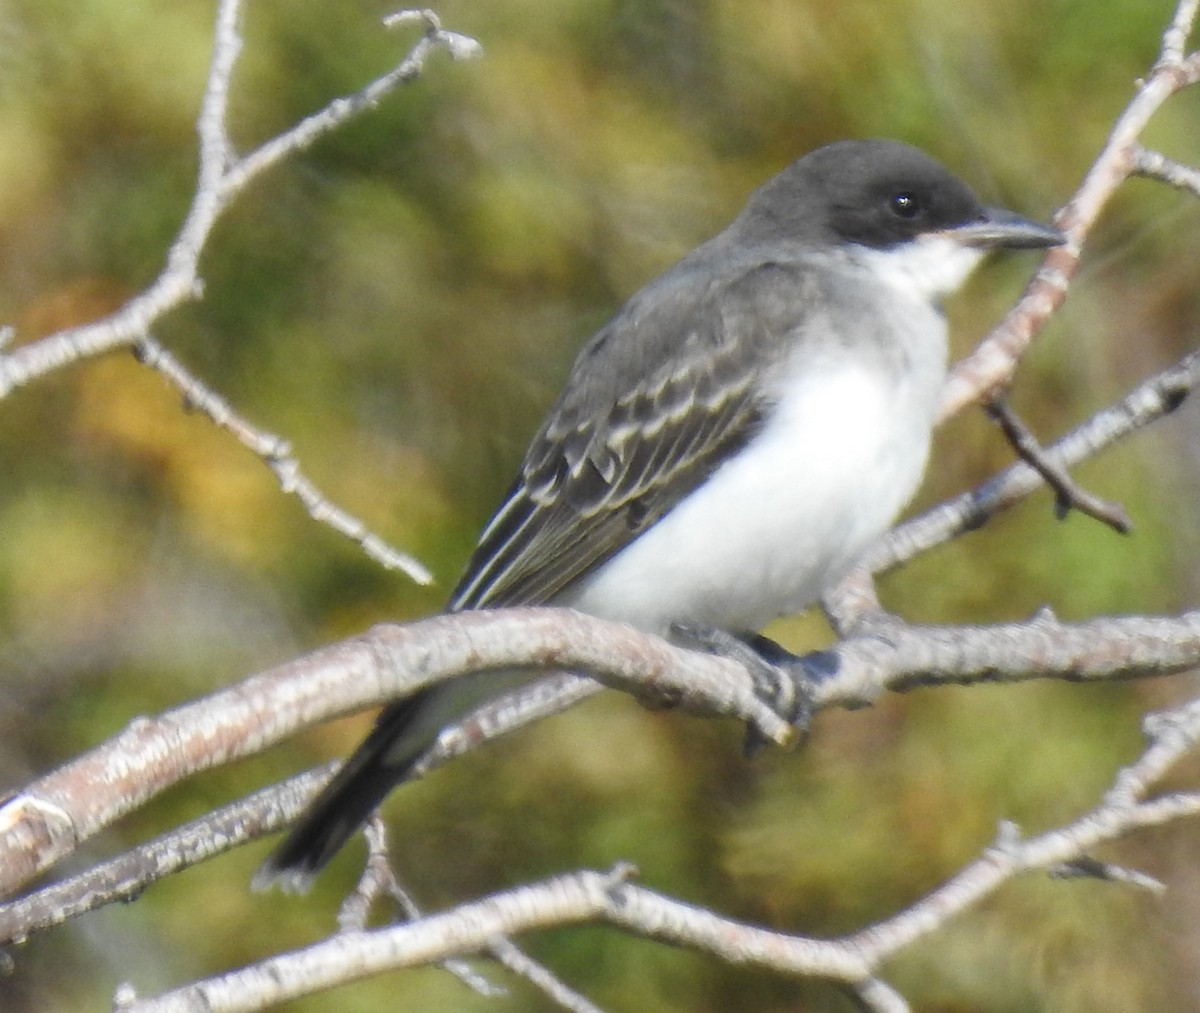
[890,191,921,219]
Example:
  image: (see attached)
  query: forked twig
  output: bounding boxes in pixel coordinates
[985,395,1133,532]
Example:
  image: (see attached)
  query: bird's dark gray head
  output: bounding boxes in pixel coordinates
[734,139,1062,253]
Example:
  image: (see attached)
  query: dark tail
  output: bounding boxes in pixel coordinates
[252,690,436,893]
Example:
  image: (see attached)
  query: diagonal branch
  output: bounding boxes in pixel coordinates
[0,767,331,946]
[133,335,432,580]
[0,1,479,583]
[224,10,480,194]
[3,604,1200,911]
[845,695,1200,964]
[865,348,1198,577]
[938,0,1200,419]
[105,691,1200,1013]
[0,4,479,399]
[0,609,793,900]
[984,395,1133,533]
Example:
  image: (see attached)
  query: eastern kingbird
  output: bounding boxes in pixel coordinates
[256,139,1062,890]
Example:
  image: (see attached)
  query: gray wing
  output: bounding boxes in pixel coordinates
[449,256,814,611]
[251,257,817,888]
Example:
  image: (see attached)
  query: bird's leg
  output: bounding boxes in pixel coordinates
[668,623,839,757]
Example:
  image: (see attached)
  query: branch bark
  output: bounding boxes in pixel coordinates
[3,604,1199,917]
[0,609,791,900]
[0,0,481,584]
[937,3,1200,419]
[3,0,1200,1010]
[106,690,1200,1013]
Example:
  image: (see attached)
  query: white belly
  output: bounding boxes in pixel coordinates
[560,353,941,634]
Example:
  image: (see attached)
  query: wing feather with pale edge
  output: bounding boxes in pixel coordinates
[449,256,814,611]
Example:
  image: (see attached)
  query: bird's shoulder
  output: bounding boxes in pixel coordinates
[531,243,836,484]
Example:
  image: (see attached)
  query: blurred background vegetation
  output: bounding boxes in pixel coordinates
[1,0,1199,1010]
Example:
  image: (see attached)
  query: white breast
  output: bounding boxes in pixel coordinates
[560,293,947,634]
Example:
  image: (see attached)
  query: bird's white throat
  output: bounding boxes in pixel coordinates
[851,234,987,301]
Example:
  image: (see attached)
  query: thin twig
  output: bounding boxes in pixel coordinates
[336,817,398,933]
[851,979,912,1013]
[939,0,1200,419]
[488,939,609,1013]
[336,818,505,996]
[0,0,477,583]
[303,804,604,1009]
[134,336,432,581]
[223,9,480,193]
[985,395,1133,532]
[1047,855,1165,892]
[0,766,333,946]
[845,694,1200,963]
[0,3,479,397]
[865,349,1198,576]
[1131,144,1200,198]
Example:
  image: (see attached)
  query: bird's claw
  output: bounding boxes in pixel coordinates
[668,623,837,756]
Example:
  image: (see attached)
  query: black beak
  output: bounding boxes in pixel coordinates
[942,208,1065,250]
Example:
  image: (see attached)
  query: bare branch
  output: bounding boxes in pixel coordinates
[844,695,1200,963]
[103,690,1200,1011]
[1048,855,1165,893]
[134,336,432,582]
[866,349,1198,576]
[416,671,604,773]
[1157,0,1199,66]
[852,979,912,1013]
[335,820,603,1011]
[487,939,609,1013]
[4,603,1199,916]
[225,10,479,192]
[938,0,1200,419]
[984,396,1133,532]
[335,817,401,933]
[103,868,651,1012]
[1131,144,1200,198]
[0,0,478,585]
[0,767,331,945]
[0,609,793,899]
[0,3,479,399]
[335,818,508,998]
[6,4,1200,1010]
[0,675,608,944]
[818,608,1200,709]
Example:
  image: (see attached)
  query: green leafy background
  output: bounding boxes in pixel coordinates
[1,1,1199,1010]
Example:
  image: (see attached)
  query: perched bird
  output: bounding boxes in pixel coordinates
[256,139,1062,891]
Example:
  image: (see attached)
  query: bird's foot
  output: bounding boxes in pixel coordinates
[669,624,838,757]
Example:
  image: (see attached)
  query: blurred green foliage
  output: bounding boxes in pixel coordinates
[1,0,1199,1010]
